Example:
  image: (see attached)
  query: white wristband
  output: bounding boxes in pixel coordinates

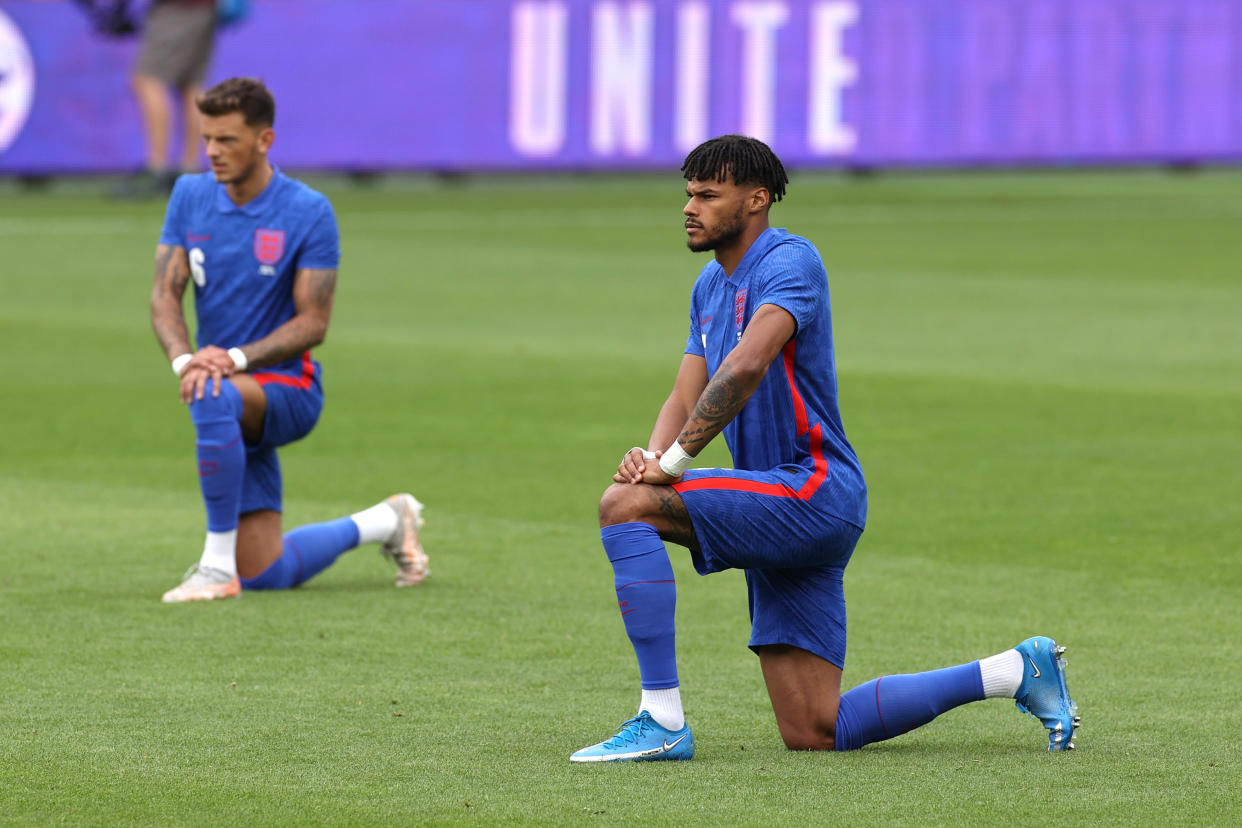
[228,347,248,372]
[171,353,192,376]
[659,441,694,477]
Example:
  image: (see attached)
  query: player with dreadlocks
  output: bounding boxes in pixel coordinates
[570,135,1078,762]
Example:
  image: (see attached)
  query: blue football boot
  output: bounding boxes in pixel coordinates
[1014,636,1080,751]
[570,711,695,763]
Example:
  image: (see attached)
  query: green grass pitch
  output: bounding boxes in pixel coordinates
[1,169,1239,825]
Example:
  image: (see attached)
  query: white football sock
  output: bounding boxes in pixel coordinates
[979,648,1024,698]
[350,501,400,546]
[199,529,237,577]
[640,687,685,731]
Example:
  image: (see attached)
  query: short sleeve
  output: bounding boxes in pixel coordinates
[158,177,188,246]
[297,200,341,270]
[684,282,705,356]
[753,242,825,333]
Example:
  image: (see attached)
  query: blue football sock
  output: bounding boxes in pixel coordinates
[189,380,245,533]
[834,661,985,750]
[241,517,361,590]
[601,522,679,690]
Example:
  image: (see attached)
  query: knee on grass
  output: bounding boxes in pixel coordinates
[777,719,838,752]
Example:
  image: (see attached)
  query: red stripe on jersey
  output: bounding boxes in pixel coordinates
[671,341,828,501]
[796,423,829,498]
[252,351,314,390]
[783,341,810,436]
[673,475,795,497]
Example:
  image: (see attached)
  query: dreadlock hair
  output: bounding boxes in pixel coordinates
[196,77,275,129]
[680,135,788,202]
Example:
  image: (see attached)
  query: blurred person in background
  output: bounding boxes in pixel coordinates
[116,0,216,197]
[71,0,143,37]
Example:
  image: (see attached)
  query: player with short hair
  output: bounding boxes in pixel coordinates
[150,77,429,602]
[571,135,1078,762]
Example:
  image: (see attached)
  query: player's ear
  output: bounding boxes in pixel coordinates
[749,186,771,213]
[257,127,275,154]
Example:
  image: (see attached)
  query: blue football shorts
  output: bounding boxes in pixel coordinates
[236,363,324,514]
[673,465,863,669]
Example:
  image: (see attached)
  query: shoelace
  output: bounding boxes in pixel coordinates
[177,564,222,588]
[178,565,231,588]
[604,716,653,749]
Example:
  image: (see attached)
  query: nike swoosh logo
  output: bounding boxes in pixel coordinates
[662,734,688,751]
[1026,655,1041,678]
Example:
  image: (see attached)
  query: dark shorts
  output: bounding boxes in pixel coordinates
[237,368,324,515]
[136,1,216,89]
[673,466,863,669]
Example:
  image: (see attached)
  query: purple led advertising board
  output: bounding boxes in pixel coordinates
[1,0,1240,173]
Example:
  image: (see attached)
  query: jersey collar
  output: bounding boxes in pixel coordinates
[215,165,284,216]
[720,227,785,286]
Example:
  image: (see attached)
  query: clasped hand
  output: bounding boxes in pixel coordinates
[176,345,237,404]
[614,446,679,486]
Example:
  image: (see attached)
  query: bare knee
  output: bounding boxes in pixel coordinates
[776,718,837,751]
[598,483,646,528]
[758,645,843,751]
[235,510,283,579]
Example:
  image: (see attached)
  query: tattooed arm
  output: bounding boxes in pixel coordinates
[150,243,195,361]
[633,303,796,485]
[677,303,796,455]
[231,267,337,370]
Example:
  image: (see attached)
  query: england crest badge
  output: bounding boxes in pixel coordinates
[254,228,286,266]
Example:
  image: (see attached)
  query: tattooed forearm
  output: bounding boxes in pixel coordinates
[677,364,756,456]
[237,268,336,370]
[305,268,337,309]
[149,244,193,358]
[697,368,745,421]
[666,303,793,460]
[238,315,326,370]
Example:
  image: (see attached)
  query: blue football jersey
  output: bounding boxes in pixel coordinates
[684,228,867,527]
[158,167,341,380]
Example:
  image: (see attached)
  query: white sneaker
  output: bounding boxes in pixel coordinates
[380,493,429,587]
[161,565,240,603]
